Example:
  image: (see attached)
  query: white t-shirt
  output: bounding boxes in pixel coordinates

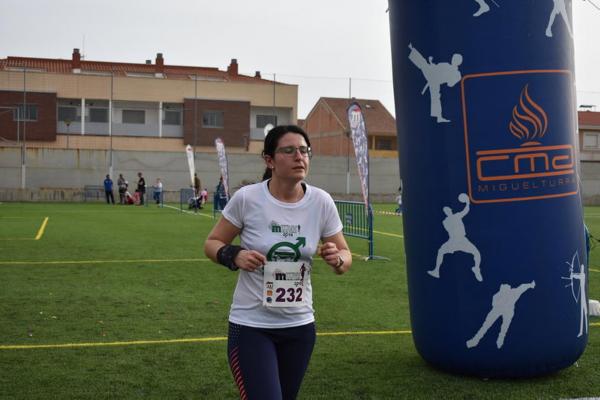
[222,180,343,328]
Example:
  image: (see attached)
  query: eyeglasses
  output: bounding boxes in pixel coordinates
[274,145,312,158]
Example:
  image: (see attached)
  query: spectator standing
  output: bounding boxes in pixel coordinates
[137,172,146,206]
[103,174,115,205]
[215,176,228,211]
[117,174,128,205]
[193,173,202,210]
[395,185,403,214]
[153,178,163,206]
[194,173,201,197]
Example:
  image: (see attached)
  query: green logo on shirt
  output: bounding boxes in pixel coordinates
[270,221,301,238]
[267,237,306,261]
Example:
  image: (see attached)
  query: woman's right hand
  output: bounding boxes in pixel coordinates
[234,250,267,272]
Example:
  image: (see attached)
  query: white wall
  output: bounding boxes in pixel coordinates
[0,147,401,196]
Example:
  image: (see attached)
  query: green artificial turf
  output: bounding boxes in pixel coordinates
[0,202,598,399]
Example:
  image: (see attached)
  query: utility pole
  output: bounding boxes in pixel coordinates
[22,68,26,189]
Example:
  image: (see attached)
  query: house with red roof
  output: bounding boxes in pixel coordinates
[302,97,397,158]
[579,111,600,161]
[0,49,297,153]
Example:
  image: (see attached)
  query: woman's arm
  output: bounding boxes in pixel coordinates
[204,217,266,272]
[320,231,352,275]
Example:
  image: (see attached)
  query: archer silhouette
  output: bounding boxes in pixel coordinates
[563,254,588,338]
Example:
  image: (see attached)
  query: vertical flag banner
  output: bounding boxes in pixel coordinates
[215,138,229,198]
[388,0,586,378]
[185,144,195,187]
[347,102,369,209]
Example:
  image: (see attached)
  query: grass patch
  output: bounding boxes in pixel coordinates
[0,202,598,399]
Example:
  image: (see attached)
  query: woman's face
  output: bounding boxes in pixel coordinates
[267,132,311,181]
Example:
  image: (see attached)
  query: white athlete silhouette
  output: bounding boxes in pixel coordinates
[473,0,490,16]
[473,0,500,17]
[545,0,573,38]
[466,281,536,349]
[563,253,588,337]
[408,43,463,123]
[428,193,482,281]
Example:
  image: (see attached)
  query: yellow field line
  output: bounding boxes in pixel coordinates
[591,269,600,273]
[34,217,49,240]
[0,337,228,350]
[0,330,413,350]
[2,325,599,350]
[318,330,411,337]
[373,229,403,239]
[0,258,210,266]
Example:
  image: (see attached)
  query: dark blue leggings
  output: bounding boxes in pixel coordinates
[227,322,316,400]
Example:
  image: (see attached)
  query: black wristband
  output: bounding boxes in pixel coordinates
[216,244,244,271]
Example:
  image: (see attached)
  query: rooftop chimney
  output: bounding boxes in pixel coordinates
[227,59,238,76]
[145,59,152,65]
[254,71,261,79]
[72,48,81,73]
[155,53,164,77]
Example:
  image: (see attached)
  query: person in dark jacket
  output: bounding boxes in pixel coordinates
[137,172,146,206]
[117,174,128,205]
[103,174,115,205]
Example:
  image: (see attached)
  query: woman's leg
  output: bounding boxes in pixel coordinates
[228,323,282,400]
[274,323,316,400]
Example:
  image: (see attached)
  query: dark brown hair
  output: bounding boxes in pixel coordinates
[262,125,311,181]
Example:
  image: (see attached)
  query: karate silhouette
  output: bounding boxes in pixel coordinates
[408,43,462,123]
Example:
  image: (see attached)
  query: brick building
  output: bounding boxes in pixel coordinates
[0,49,297,154]
[579,111,600,161]
[302,97,397,158]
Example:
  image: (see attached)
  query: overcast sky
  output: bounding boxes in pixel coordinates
[1,0,599,118]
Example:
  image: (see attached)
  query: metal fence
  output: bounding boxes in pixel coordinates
[334,200,388,261]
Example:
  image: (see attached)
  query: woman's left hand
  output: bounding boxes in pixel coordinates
[320,241,345,274]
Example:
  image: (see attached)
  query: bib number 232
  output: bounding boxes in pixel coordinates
[263,261,309,308]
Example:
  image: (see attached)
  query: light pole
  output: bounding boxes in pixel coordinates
[109,69,114,178]
[22,68,26,189]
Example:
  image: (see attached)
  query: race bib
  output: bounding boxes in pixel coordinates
[263,261,309,308]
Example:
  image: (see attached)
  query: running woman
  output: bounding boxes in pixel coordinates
[204,125,352,400]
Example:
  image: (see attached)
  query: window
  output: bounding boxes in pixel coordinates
[58,106,77,122]
[122,109,145,124]
[13,104,38,121]
[202,111,224,128]
[90,108,108,123]
[163,110,181,125]
[375,137,394,150]
[125,72,158,78]
[257,114,277,128]
[584,133,600,149]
